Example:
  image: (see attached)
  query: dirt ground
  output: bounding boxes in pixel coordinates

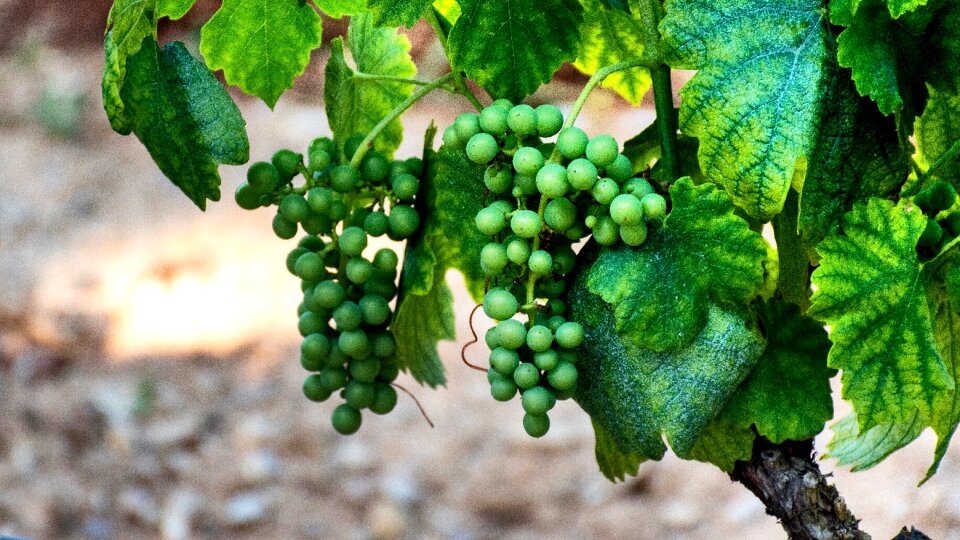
[2,22,960,540]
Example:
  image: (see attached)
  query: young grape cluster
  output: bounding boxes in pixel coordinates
[444,100,668,438]
[914,180,960,254]
[236,134,425,435]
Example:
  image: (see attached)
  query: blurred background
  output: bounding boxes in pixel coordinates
[1,2,959,539]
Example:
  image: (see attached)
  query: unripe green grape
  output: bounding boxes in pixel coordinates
[536,164,570,198]
[343,381,375,409]
[490,347,521,376]
[273,149,303,180]
[295,252,326,282]
[369,383,398,414]
[567,158,599,191]
[511,210,542,238]
[298,311,326,337]
[388,205,420,238]
[299,234,325,251]
[248,161,282,192]
[308,138,333,171]
[405,157,424,177]
[506,238,531,265]
[339,226,368,256]
[327,339,349,367]
[331,404,362,434]
[362,211,389,237]
[392,174,420,200]
[916,181,957,213]
[484,327,501,349]
[328,200,349,222]
[523,412,550,437]
[591,178,619,204]
[480,242,509,275]
[273,213,298,239]
[544,198,577,232]
[361,151,390,183]
[534,349,559,371]
[479,105,509,135]
[359,294,391,325]
[466,133,500,164]
[488,365,507,384]
[302,333,331,365]
[497,319,528,349]
[919,218,944,247]
[377,361,400,382]
[528,250,553,275]
[585,215,598,229]
[344,134,366,160]
[303,374,331,402]
[556,127,588,159]
[547,298,566,317]
[300,352,322,372]
[620,222,648,246]
[348,207,372,228]
[490,378,518,401]
[454,113,482,141]
[330,164,361,193]
[475,206,508,236]
[313,280,345,309]
[286,247,310,275]
[442,125,463,148]
[593,216,619,246]
[235,182,261,210]
[606,154,633,182]
[584,135,618,168]
[333,301,363,331]
[555,322,585,348]
[641,193,667,220]
[513,363,540,389]
[521,386,556,415]
[624,177,655,198]
[302,213,333,235]
[370,331,397,358]
[373,249,399,272]
[349,356,381,382]
[319,366,349,391]
[364,278,398,300]
[548,360,578,391]
[610,194,644,225]
[526,325,553,352]
[345,258,372,285]
[492,98,514,110]
[535,104,564,137]
[484,166,513,194]
[512,146,545,176]
[507,104,538,136]
[483,288,519,320]
[513,174,538,196]
[306,187,333,214]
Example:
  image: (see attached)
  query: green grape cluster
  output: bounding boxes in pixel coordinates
[444,100,667,438]
[236,134,425,435]
[914,180,960,254]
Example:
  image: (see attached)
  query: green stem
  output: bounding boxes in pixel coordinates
[651,65,680,182]
[560,58,655,132]
[426,9,483,112]
[350,73,455,169]
[772,189,811,311]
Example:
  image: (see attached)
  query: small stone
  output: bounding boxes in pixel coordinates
[224,492,275,528]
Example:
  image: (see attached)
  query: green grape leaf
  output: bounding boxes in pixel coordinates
[660,0,833,221]
[102,0,156,133]
[885,0,930,18]
[119,38,249,210]
[573,0,651,106]
[828,0,860,26]
[367,0,432,27]
[587,179,767,352]
[392,275,455,388]
[685,412,755,472]
[808,198,953,430]
[924,262,960,481]
[158,0,196,19]
[324,14,417,158]
[315,0,367,18]
[570,265,766,458]
[599,0,631,11]
[916,87,960,181]
[103,33,133,135]
[592,419,645,482]
[200,0,323,108]
[448,0,583,102]
[827,412,925,472]
[798,71,908,251]
[433,0,461,23]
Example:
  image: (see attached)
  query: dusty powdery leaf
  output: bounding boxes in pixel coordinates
[916,87,960,181]
[592,419,645,482]
[573,0,651,106]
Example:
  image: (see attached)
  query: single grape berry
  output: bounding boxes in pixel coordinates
[506,238,531,265]
[392,174,420,200]
[303,375,331,402]
[526,325,553,352]
[536,164,570,198]
[492,98,514,110]
[313,280,345,309]
[490,347,521,376]
[513,146,545,176]
[308,139,333,171]
[591,178,619,205]
[641,193,667,220]
[624,178,655,198]
[359,294,391,325]
[483,288,519,320]
[279,194,310,223]
[272,213,298,240]
[301,333,331,365]
[490,378,518,402]
[466,133,499,164]
[484,166,513,194]
[454,113,482,142]
[551,246,576,274]
[480,242,509,275]
[528,250,553,275]
[475,206,507,236]
[556,127,588,159]
[333,301,363,332]
[363,211,390,237]
[286,247,310,275]
[340,330,372,360]
[533,349,559,371]
[620,222,648,246]
[330,165,361,193]
[521,386,556,415]
[606,154,633,182]
[548,361,578,391]
[371,331,397,358]
[507,104,538,136]
[513,363,540,389]
[247,161,282,192]
[298,311,325,337]
[273,149,303,180]
[442,125,462,148]
[555,322,584,348]
[610,194,644,225]
[346,257,374,284]
[535,104,564,137]
[388,205,420,238]
[235,182,261,210]
[361,151,390,183]
[919,218,944,247]
[339,226,368,256]
[585,135,619,168]
[479,105,509,135]
[369,383,398,415]
[331,404,362,435]
[513,174,538,197]
[343,134,366,160]
[343,380,375,409]
[523,413,550,437]
[544,198,576,232]
[511,210,542,239]
[306,187,333,214]
[592,216,619,246]
[299,234,325,251]
[497,319,527,350]
[319,367,348,391]
[373,249,399,272]
[485,327,501,350]
[295,252,325,282]
[567,158,599,191]
[328,200,349,222]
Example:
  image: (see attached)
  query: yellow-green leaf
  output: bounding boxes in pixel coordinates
[573,0,651,106]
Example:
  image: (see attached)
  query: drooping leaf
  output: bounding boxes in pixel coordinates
[573,0,651,106]
[685,411,755,472]
[200,0,323,107]
[315,0,367,18]
[102,0,156,133]
[433,0,461,23]
[119,38,249,209]
[367,0,432,27]
[885,0,930,17]
[103,33,133,134]
[587,179,767,352]
[827,412,925,471]
[916,87,960,181]
[660,0,833,221]
[571,265,766,458]
[925,261,960,481]
[324,14,417,158]
[808,198,953,430]
[798,70,908,251]
[392,275,455,388]
[599,0,631,11]
[157,0,196,19]
[592,420,645,482]
[448,0,583,102]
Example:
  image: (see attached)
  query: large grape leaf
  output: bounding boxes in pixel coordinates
[798,70,908,250]
[118,38,249,210]
[924,261,960,481]
[685,412,755,472]
[570,264,766,459]
[102,0,157,133]
[366,0,432,27]
[324,13,417,159]
[316,0,367,18]
[587,179,767,352]
[392,275,456,388]
[157,0,195,18]
[448,0,583,102]
[572,0,651,106]
[916,87,960,181]
[808,198,953,431]
[592,420,645,482]
[659,0,833,221]
[200,0,323,108]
